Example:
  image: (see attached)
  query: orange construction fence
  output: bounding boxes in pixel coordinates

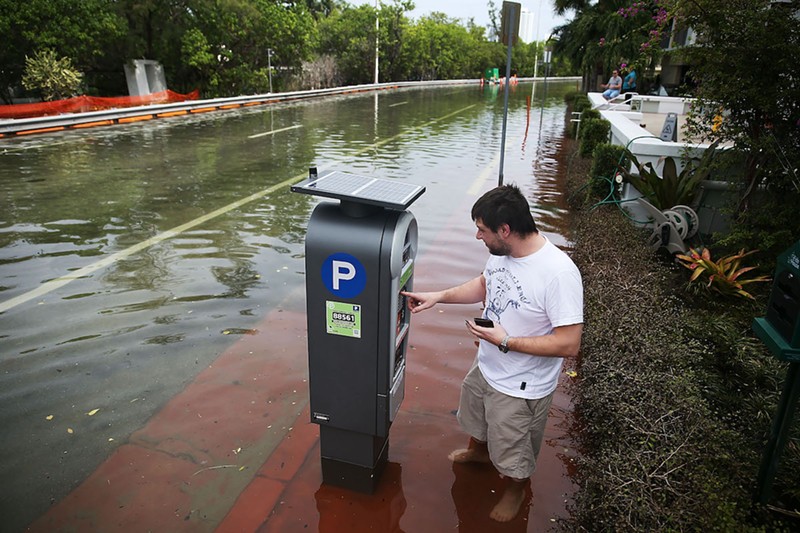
[0,90,200,120]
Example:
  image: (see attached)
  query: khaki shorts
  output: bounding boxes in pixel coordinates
[456,358,554,480]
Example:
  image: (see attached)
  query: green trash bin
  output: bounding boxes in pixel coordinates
[752,240,800,504]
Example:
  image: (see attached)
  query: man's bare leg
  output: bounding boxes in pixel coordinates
[490,478,527,522]
[448,437,491,464]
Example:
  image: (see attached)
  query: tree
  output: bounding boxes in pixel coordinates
[674,0,800,258]
[316,4,377,85]
[400,13,488,80]
[553,0,661,91]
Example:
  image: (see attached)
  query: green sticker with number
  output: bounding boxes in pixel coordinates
[326,301,362,338]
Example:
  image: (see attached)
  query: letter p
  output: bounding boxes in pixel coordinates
[332,260,356,290]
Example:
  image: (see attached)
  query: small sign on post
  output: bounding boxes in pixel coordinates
[500,1,521,46]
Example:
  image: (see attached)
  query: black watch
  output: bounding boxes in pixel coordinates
[499,335,511,353]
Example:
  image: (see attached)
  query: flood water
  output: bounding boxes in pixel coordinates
[0,81,578,532]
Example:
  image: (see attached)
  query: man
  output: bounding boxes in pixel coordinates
[601,69,622,100]
[402,185,583,522]
[622,68,637,94]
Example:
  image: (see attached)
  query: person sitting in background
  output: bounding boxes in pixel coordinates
[601,70,622,100]
[623,68,637,93]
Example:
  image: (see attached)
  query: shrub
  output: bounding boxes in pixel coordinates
[675,247,771,300]
[564,89,583,105]
[573,94,591,114]
[581,108,601,122]
[620,140,720,210]
[589,143,628,199]
[579,117,610,158]
[22,49,83,101]
[566,93,592,138]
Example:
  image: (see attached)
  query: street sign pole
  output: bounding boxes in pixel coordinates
[498,1,521,187]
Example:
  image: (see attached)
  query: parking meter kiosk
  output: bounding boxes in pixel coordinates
[292,169,424,493]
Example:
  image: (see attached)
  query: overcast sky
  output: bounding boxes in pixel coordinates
[349,1,571,39]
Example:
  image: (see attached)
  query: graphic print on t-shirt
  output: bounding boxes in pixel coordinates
[484,266,529,323]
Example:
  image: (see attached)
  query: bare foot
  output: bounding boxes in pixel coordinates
[448,448,490,464]
[489,481,527,522]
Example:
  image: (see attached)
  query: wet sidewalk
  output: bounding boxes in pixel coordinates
[28,188,578,532]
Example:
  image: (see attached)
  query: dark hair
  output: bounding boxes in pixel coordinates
[471,184,538,236]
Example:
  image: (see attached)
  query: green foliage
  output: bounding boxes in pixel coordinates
[563,89,583,104]
[675,247,771,300]
[0,0,125,99]
[565,93,592,138]
[713,189,800,265]
[21,49,83,101]
[580,107,601,122]
[572,94,591,113]
[578,117,610,158]
[589,143,628,198]
[678,0,800,201]
[621,140,720,210]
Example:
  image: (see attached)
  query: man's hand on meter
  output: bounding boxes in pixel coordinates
[401,290,440,313]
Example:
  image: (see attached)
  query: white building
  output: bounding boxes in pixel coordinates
[519,7,536,43]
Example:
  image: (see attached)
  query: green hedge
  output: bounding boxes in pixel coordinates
[589,143,628,199]
[579,117,610,158]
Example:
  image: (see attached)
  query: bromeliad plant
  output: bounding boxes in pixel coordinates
[622,140,721,210]
[675,247,771,300]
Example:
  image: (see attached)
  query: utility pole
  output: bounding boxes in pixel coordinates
[374,0,380,84]
[267,48,274,93]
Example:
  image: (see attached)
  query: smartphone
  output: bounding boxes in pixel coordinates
[474,317,494,328]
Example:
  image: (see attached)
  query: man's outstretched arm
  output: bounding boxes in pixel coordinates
[401,275,486,314]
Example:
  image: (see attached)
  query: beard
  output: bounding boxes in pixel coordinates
[486,241,512,256]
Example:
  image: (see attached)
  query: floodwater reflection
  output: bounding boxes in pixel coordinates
[451,462,532,532]
[315,462,407,533]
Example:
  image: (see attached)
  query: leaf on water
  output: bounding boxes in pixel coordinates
[223,330,231,335]
[46,415,54,421]
[108,438,114,442]
[67,428,74,434]
[566,370,578,378]
[87,409,100,416]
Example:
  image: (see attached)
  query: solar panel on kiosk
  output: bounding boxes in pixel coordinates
[291,170,425,210]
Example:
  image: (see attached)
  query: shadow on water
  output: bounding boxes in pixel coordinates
[0,81,579,532]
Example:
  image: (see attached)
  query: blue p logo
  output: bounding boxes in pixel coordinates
[322,253,366,298]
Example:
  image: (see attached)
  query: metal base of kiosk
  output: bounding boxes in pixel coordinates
[320,426,389,494]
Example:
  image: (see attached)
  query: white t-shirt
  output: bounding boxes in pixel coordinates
[477,236,583,399]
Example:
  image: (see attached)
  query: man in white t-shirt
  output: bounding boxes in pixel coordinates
[601,69,623,100]
[402,184,583,522]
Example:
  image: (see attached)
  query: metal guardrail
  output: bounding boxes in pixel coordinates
[0,77,582,138]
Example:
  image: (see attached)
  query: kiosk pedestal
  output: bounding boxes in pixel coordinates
[292,169,425,493]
